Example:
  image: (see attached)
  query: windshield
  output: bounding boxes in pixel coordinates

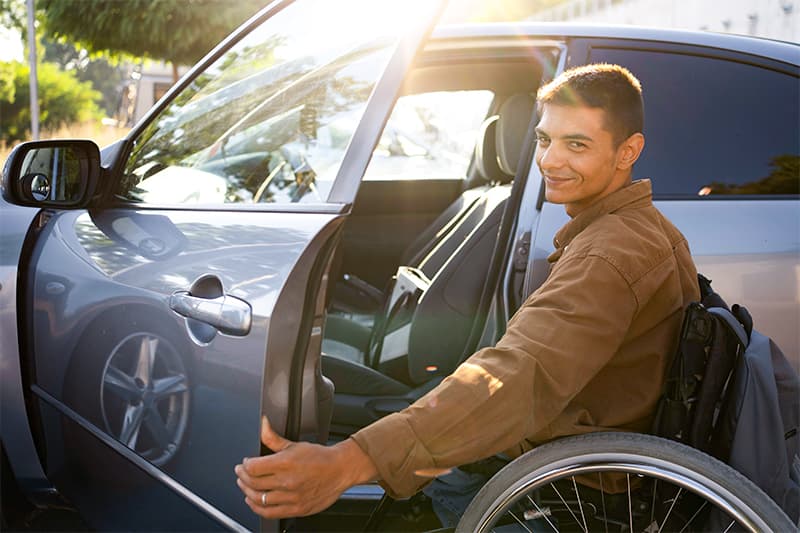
[118,0,430,205]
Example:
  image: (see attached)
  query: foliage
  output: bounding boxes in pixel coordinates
[39,0,266,66]
[0,0,25,33]
[1,60,102,142]
[42,38,128,115]
[704,155,800,195]
[0,61,14,102]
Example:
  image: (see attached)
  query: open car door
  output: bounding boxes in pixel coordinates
[11,0,445,530]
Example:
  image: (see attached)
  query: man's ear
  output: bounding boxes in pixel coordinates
[616,132,645,170]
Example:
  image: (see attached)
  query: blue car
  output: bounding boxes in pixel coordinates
[2,0,798,530]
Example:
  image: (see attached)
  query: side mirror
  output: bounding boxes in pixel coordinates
[2,139,101,208]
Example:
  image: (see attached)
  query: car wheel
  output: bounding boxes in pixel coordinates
[64,310,192,469]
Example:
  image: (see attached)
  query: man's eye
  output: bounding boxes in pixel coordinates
[536,137,550,146]
[568,141,586,149]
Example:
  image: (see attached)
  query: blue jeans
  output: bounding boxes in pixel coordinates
[423,467,492,528]
[422,458,554,531]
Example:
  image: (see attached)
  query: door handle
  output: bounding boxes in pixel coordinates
[170,285,252,337]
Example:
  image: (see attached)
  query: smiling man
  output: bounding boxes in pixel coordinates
[235,64,700,526]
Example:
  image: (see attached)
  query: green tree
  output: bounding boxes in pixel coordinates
[0,0,25,32]
[39,0,266,82]
[1,60,101,142]
[704,155,800,195]
[42,38,127,116]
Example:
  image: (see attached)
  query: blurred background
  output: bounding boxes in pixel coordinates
[1,0,797,162]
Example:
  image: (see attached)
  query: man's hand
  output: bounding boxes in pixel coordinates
[235,417,379,519]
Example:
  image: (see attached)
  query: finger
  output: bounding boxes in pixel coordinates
[236,479,296,506]
[237,482,298,508]
[244,495,307,519]
[261,416,292,453]
[235,464,284,490]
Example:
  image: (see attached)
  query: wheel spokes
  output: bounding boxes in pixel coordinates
[103,365,141,402]
[134,336,158,387]
[152,374,188,399]
[572,477,589,533]
[525,494,559,532]
[119,403,145,448]
[657,487,683,533]
[678,501,708,533]
[550,482,585,532]
[143,407,173,450]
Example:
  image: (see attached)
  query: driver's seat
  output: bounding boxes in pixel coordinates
[321,93,537,435]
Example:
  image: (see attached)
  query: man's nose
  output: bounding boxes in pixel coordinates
[537,143,564,170]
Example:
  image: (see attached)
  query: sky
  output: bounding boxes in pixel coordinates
[0,0,548,63]
[0,25,23,62]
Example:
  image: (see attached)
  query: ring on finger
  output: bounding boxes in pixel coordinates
[261,491,267,506]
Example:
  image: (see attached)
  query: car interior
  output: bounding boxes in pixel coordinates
[318,44,557,441]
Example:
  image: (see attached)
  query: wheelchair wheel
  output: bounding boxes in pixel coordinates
[456,432,793,532]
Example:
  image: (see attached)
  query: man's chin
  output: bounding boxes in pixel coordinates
[544,189,569,205]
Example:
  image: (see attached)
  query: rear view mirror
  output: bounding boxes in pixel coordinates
[2,139,101,208]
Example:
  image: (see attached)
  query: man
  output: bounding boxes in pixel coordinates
[234,64,700,523]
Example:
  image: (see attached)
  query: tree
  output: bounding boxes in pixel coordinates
[704,155,800,196]
[1,60,101,142]
[39,0,266,82]
[0,0,25,32]
[42,38,128,116]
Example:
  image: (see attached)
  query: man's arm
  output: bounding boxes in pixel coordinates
[352,253,638,497]
[236,253,637,515]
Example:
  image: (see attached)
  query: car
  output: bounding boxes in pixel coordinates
[2,0,798,530]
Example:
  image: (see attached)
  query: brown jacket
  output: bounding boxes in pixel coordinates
[351,179,700,498]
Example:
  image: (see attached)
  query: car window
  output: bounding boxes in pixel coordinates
[590,47,799,198]
[116,0,424,206]
[363,90,494,181]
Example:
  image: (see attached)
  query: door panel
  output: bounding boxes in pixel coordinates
[29,208,342,529]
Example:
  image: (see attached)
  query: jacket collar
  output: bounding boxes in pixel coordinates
[548,179,653,263]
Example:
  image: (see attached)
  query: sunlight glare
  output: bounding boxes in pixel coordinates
[273,0,439,60]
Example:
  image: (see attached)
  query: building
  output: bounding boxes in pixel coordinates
[121,61,190,126]
[532,0,798,42]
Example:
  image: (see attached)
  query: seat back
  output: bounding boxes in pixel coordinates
[403,93,536,383]
[399,110,513,270]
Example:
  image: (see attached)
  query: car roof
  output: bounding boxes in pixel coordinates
[431,22,800,67]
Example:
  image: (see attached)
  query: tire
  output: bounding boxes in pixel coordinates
[64,309,192,471]
[457,432,793,532]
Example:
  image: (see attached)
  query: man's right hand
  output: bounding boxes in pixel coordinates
[234,417,379,519]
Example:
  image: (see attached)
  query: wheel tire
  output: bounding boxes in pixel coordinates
[63,309,192,475]
[457,432,793,532]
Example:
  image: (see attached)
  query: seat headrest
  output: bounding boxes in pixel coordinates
[496,93,536,177]
[474,115,505,184]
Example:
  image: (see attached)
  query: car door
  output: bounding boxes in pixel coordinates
[16,1,444,531]
[525,37,799,369]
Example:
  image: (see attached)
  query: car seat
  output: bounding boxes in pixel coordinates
[321,93,537,434]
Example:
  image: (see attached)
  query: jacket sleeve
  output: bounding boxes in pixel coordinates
[351,253,638,498]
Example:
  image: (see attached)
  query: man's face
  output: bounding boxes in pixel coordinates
[534,103,639,217]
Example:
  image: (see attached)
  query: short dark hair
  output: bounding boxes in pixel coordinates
[537,63,643,145]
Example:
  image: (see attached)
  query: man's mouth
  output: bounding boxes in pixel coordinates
[544,174,574,184]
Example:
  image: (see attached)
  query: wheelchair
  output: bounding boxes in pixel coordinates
[454,279,797,532]
[455,432,793,532]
